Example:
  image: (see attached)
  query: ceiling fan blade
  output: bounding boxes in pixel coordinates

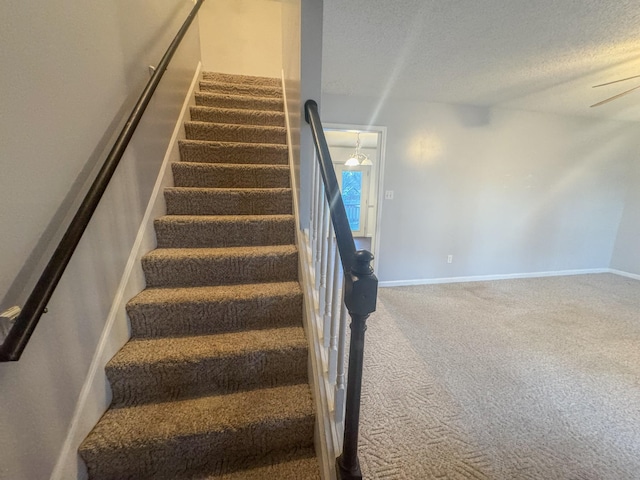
[590,84,640,107]
[593,74,640,88]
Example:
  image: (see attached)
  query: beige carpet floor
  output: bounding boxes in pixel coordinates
[359,273,640,479]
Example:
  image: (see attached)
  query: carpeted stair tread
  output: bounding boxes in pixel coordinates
[172,163,290,188]
[190,106,285,126]
[195,92,283,111]
[80,69,318,478]
[142,245,298,288]
[127,281,303,338]
[107,327,308,405]
[185,121,286,144]
[110,326,306,365]
[178,140,288,165]
[199,81,282,98]
[201,72,281,87]
[164,187,292,215]
[79,384,314,480]
[196,453,320,480]
[155,214,295,248]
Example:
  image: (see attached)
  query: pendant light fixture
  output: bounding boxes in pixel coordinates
[345,132,372,166]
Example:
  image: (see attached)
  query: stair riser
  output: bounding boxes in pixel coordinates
[202,72,281,87]
[172,163,290,189]
[108,348,308,406]
[127,293,303,338]
[178,141,288,165]
[199,81,282,98]
[185,123,286,144]
[142,252,298,288]
[164,189,292,215]
[198,452,320,480]
[195,92,283,111]
[190,107,285,127]
[155,217,295,248]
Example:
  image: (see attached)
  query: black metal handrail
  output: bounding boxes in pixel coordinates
[305,99,378,480]
[305,101,357,272]
[0,0,205,362]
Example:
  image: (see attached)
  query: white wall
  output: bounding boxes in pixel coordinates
[0,1,200,478]
[199,0,282,77]
[321,94,639,282]
[611,157,640,275]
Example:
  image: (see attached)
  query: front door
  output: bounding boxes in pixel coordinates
[336,165,371,236]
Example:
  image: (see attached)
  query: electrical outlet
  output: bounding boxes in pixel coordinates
[447,255,453,264]
[385,190,394,200]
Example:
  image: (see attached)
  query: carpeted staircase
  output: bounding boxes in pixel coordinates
[79,72,320,480]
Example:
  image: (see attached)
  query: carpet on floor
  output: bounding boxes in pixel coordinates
[359,273,640,480]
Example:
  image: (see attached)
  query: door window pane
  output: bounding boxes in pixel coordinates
[342,171,362,231]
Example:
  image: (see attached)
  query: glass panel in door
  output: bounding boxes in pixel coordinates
[337,166,370,236]
[342,170,362,231]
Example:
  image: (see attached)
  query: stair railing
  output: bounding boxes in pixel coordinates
[304,100,378,480]
[0,0,205,362]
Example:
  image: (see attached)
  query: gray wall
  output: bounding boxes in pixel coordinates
[298,0,324,229]
[281,0,302,208]
[611,157,640,275]
[0,1,200,478]
[321,94,639,282]
[281,0,324,229]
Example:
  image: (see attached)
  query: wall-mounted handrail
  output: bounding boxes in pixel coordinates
[0,0,205,362]
[305,99,378,480]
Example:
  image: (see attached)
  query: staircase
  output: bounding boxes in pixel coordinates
[79,73,320,479]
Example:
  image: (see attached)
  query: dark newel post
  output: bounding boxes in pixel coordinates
[336,250,378,480]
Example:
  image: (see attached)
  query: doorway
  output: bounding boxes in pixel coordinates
[324,124,386,267]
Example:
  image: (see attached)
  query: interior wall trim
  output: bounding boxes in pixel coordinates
[322,122,387,273]
[378,268,612,287]
[609,269,640,281]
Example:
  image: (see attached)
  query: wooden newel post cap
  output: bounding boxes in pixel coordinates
[352,250,374,276]
[345,250,378,317]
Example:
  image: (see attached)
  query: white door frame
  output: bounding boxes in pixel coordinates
[323,123,387,271]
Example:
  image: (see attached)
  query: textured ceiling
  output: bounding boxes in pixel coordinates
[322,0,640,121]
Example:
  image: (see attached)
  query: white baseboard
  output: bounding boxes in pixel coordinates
[378,268,611,288]
[282,70,335,480]
[609,269,640,281]
[50,62,202,480]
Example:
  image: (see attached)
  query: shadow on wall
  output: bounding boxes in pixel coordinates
[453,105,492,128]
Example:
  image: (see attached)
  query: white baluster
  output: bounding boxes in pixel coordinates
[315,190,325,292]
[310,159,318,243]
[310,172,317,269]
[318,202,330,320]
[334,288,348,423]
[328,241,341,382]
[320,222,333,348]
